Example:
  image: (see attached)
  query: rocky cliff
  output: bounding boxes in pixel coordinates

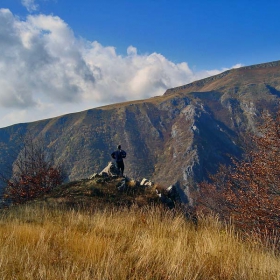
[1,60,280,202]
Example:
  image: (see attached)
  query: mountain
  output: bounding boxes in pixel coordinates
[1,60,280,202]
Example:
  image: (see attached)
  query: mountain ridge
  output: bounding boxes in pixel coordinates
[1,59,280,202]
[164,59,280,96]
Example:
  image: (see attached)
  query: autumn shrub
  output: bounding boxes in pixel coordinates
[198,111,280,247]
[4,132,64,204]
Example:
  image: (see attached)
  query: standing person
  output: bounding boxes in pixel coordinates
[111,145,126,177]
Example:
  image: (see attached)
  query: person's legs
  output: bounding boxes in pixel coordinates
[116,161,124,177]
[116,161,124,176]
[120,161,124,176]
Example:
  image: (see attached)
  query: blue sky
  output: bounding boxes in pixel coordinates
[0,0,280,127]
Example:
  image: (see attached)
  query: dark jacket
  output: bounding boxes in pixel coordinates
[111,149,126,162]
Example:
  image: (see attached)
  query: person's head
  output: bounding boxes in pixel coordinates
[117,144,121,150]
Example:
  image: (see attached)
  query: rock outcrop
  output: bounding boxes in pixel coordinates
[89,162,182,208]
[89,162,120,179]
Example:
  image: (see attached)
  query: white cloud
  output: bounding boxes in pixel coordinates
[0,9,241,128]
[21,0,38,12]
[231,63,243,69]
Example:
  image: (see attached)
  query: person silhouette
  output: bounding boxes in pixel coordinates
[111,144,126,177]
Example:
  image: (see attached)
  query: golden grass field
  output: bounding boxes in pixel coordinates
[0,204,279,280]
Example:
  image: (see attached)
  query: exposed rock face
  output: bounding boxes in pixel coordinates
[98,162,120,177]
[1,60,280,202]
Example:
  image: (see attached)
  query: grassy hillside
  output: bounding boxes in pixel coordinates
[0,204,279,280]
[1,175,280,279]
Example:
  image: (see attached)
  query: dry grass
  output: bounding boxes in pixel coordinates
[0,205,279,280]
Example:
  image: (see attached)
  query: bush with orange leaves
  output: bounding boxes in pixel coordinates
[4,133,65,204]
[198,111,280,245]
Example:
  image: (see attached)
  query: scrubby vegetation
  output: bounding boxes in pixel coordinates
[3,132,64,204]
[0,204,279,280]
[198,111,280,248]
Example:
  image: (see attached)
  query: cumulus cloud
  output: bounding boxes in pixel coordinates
[0,9,94,109]
[0,8,241,127]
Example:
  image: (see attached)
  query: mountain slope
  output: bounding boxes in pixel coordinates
[1,60,280,202]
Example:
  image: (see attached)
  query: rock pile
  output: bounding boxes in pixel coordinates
[89,162,182,209]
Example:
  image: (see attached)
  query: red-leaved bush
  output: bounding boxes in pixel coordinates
[197,111,280,246]
[4,133,64,204]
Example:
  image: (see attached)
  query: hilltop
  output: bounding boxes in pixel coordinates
[24,160,185,213]
[35,176,160,210]
[164,60,280,96]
